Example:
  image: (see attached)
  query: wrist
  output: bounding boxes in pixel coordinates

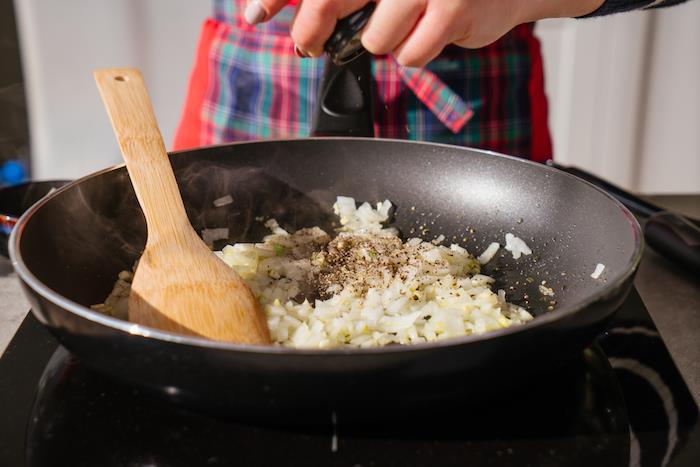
[518,0,605,23]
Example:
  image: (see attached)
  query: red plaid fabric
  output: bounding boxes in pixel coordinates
[174,1,552,161]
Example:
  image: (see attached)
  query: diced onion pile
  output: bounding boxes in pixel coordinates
[93,197,533,348]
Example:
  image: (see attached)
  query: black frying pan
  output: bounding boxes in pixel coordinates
[9,138,642,421]
[8,7,643,422]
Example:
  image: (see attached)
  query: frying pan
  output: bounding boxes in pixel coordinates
[8,8,643,422]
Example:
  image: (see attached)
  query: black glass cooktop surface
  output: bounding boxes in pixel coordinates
[0,290,698,467]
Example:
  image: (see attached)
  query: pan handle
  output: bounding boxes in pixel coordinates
[311,3,376,137]
[645,212,700,274]
[547,161,700,273]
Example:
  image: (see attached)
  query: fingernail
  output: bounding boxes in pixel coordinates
[244,0,267,25]
[294,44,311,58]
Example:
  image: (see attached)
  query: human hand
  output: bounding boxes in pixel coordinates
[244,0,603,67]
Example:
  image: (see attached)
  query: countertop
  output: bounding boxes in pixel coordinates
[1,196,699,405]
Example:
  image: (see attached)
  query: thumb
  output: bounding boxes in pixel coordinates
[244,0,290,25]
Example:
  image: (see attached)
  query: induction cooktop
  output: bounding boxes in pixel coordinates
[0,289,698,467]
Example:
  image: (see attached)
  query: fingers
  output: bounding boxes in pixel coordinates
[244,0,290,24]
[393,4,458,67]
[246,0,458,67]
[361,0,426,56]
[290,0,370,57]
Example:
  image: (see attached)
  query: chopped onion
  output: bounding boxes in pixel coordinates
[477,242,500,264]
[504,233,532,260]
[538,284,555,296]
[264,219,289,236]
[213,195,233,207]
[431,234,446,245]
[591,263,606,279]
[201,228,229,245]
[332,196,395,234]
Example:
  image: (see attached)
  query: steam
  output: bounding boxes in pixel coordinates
[59,171,146,264]
[29,152,338,306]
[170,156,336,248]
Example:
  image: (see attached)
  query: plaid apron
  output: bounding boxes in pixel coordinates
[174,0,552,161]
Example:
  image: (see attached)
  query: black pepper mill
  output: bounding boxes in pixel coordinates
[311,3,376,137]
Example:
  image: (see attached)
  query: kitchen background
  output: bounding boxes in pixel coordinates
[1,0,699,194]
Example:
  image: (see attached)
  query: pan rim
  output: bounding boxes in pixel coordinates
[9,138,644,356]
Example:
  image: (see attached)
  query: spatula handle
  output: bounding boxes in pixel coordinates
[94,68,189,240]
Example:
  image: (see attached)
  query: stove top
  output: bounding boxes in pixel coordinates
[0,289,698,467]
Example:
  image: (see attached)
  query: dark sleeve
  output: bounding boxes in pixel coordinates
[580,0,690,18]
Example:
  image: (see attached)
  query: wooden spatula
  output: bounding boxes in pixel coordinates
[94,68,271,344]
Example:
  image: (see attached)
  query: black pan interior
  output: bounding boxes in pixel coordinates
[18,139,640,320]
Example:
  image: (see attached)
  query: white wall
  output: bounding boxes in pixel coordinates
[536,1,700,194]
[636,2,700,193]
[536,12,651,190]
[15,0,209,179]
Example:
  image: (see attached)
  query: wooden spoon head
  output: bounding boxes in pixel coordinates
[128,232,271,344]
[95,67,271,344]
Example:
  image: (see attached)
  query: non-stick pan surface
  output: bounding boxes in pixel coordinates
[10,139,642,421]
